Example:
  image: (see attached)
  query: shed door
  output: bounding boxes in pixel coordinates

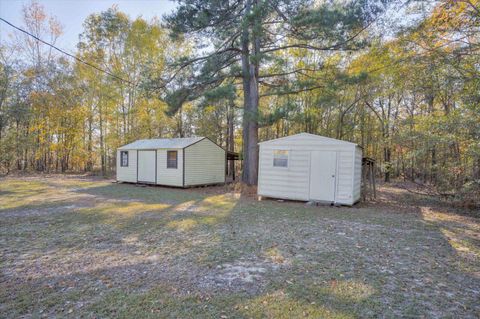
[309,151,336,202]
[137,150,156,183]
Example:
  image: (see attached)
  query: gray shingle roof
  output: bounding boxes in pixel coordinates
[118,137,205,150]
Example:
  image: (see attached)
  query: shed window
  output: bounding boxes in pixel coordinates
[120,151,129,167]
[167,150,178,169]
[273,150,288,167]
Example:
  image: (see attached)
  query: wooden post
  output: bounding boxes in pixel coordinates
[371,164,377,199]
[362,163,367,201]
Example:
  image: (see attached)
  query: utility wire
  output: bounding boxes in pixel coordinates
[0,17,134,86]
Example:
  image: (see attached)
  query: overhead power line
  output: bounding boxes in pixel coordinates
[0,17,133,86]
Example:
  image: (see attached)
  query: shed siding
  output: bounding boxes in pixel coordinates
[335,151,354,205]
[184,139,225,186]
[258,147,311,201]
[264,141,354,150]
[157,149,183,187]
[260,134,353,147]
[353,146,363,203]
[116,149,137,183]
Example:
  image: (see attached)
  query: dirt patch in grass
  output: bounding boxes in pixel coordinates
[0,175,479,318]
[199,257,286,294]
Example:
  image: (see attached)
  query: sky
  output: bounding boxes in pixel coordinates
[0,0,432,57]
[0,0,178,51]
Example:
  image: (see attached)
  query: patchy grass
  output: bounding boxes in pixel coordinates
[1,175,479,318]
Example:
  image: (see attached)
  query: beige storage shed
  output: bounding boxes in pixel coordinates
[258,133,362,206]
[116,137,225,187]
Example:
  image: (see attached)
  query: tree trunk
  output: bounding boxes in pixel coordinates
[384,145,391,183]
[227,100,235,178]
[427,93,436,184]
[99,102,106,176]
[430,148,437,184]
[86,116,93,171]
[240,0,259,185]
[177,107,184,137]
[474,157,480,180]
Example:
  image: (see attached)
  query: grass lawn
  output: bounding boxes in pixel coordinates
[1,176,479,318]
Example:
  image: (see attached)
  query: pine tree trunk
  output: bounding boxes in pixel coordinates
[177,107,184,137]
[246,63,259,185]
[227,101,235,178]
[240,0,258,185]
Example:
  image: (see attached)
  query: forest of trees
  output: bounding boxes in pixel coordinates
[0,1,479,200]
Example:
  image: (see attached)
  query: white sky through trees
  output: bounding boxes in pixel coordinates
[0,0,434,57]
[0,0,177,51]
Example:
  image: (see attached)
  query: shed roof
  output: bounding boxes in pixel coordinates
[258,133,357,146]
[118,137,205,150]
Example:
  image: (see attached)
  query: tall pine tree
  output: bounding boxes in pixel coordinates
[158,0,389,184]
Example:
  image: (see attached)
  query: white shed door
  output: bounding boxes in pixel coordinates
[137,150,156,183]
[309,151,336,202]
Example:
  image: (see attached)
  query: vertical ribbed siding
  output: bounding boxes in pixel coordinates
[184,139,225,186]
[156,149,183,187]
[352,146,363,202]
[335,151,354,204]
[116,149,137,183]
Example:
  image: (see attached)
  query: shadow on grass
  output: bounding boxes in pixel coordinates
[1,178,479,318]
[78,183,207,204]
[1,182,246,318]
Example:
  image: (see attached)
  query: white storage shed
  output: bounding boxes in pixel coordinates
[258,133,362,206]
[116,137,226,187]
